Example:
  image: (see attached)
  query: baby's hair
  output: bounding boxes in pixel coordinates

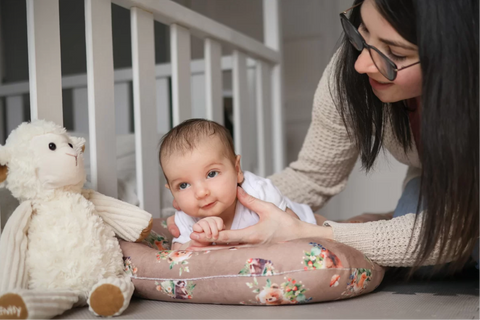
[159,118,236,169]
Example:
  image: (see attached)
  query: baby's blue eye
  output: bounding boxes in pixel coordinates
[207,171,218,178]
[179,183,190,190]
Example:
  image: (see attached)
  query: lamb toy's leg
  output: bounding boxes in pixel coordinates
[88,276,134,317]
[0,289,81,319]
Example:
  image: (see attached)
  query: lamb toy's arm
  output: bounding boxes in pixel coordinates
[82,189,153,242]
[0,201,33,292]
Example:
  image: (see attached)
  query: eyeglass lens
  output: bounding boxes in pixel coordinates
[341,15,396,80]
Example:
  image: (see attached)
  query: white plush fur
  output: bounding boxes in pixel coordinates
[26,192,124,294]
[0,120,135,316]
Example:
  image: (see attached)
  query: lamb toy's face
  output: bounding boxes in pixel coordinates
[31,133,86,189]
[0,120,87,200]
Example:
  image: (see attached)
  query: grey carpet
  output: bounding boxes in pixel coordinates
[58,268,479,319]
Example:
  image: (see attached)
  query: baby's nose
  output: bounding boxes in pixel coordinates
[195,185,210,199]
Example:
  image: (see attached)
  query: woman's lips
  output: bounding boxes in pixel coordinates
[369,77,394,90]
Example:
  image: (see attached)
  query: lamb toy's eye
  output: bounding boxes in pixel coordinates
[68,143,73,148]
[49,143,56,151]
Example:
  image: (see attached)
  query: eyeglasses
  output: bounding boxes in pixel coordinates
[340,2,420,81]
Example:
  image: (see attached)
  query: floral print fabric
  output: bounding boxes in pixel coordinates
[120,218,384,305]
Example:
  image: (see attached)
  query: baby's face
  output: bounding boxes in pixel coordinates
[163,136,242,219]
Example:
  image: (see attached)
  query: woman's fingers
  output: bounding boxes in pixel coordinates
[236,186,274,219]
[166,215,180,237]
[187,244,231,251]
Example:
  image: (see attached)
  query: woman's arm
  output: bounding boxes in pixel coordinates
[268,50,359,211]
[189,187,453,267]
[323,213,455,267]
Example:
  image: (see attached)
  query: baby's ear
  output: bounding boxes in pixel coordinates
[235,155,244,184]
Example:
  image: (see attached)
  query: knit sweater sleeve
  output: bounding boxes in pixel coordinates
[268,51,359,211]
[323,213,450,267]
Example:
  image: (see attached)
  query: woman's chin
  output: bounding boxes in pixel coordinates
[372,90,401,104]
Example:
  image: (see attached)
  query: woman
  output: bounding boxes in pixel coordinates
[169,0,479,273]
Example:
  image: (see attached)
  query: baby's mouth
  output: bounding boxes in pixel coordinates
[201,201,217,209]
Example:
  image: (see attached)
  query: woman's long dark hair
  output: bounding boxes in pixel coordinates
[335,0,479,273]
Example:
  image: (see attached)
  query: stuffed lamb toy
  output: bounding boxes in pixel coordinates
[0,120,153,319]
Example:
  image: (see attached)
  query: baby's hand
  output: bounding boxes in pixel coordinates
[192,217,225,241]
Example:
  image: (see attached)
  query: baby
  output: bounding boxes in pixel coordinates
[159,119,316,250]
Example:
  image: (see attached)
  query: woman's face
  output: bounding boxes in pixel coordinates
[354,0,422,103]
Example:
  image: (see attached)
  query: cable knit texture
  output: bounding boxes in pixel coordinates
[267,52,444,267]
[324,213,449,267]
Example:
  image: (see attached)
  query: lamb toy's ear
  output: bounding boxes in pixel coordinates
[0,145,10,184]
[70,136,86,153]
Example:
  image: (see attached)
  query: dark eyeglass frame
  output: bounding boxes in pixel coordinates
[340,2,420,81]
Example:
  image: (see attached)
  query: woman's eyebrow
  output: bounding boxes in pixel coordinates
[359,4,416,51]
[379,37,417,50]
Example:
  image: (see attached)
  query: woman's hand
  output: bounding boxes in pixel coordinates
[189,186,333,245]
[166,199,181,237]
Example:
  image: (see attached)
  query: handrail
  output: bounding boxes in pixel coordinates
[0,56,256,98]
[111,0,280,64]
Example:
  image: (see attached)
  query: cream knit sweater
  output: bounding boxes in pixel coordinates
[269,53,444,267]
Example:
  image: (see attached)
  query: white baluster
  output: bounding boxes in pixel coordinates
[255,61,274,177]
[232,50,249,165]
[26,0,63,125]
[131,7,161,217]
[205,38,223,124]
[85,0,117,197]
[170,24,191,126]
[263,0,285,173]
[245,61,258,174]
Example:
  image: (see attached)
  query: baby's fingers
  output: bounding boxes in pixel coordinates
[213,217,225,231]
[193,220,212,239]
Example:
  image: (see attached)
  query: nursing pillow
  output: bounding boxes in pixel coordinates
[120,216,385,305]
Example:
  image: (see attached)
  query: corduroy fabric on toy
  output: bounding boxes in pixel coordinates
[0,120,153,319]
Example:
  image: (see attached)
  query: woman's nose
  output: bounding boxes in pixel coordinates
[354,48,378,75]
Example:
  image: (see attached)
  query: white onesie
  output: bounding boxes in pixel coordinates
[173,171,317,244]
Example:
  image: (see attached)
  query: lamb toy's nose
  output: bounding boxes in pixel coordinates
[66,153,78,166]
